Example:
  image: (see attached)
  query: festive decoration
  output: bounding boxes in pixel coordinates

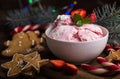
[94,2,120,45]
[52,9,57,13]
[81,56,120,76]
[65,1,78,15]
[105,44,115,52]
[12,24,46,35]
[81,64,115,76]
[29,0,33,4]
[97,57,120,71]
[4,7,58,30]
[28,0,39,4]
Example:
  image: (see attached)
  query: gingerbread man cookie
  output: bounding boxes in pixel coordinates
[1,31,45,57]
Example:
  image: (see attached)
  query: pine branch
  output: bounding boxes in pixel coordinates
[107,23,120,46]
[4,6,58,30]
[94,2,120,46]
[94,2,120,26]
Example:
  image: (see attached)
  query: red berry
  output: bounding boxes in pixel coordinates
[64,63,78,75]
[49,60,66,69]
[71,9,86,18]
[87,12,97,23]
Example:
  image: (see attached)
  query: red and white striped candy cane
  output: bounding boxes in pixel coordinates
[97,57,120,72]
[12,24,46,34]
[81,64,115,76]
[114,46,120,50]
[105,44,115,51]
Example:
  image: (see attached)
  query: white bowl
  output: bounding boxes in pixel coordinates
[45,24,109,64]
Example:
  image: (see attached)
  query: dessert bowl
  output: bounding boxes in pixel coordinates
[45,24,109,64]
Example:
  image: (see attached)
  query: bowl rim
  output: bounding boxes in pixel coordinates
[45,24,109,44]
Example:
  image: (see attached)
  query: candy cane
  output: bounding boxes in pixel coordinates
[97,57,120,72]
[114,46,120,50]
[12,24,46,34]
[105,44,115,51]
[81,64,115,76]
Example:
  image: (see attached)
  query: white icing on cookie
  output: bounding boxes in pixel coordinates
[26,48,32,52]
[18,41,22,46]
[16,60,24,67]
[6,40,10,46]
[32,40,35,46]
[19,36,23,38]
[6,49,10,53]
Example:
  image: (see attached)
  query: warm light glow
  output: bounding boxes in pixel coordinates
[73,1,77,5]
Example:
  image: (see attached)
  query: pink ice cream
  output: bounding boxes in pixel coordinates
[49,15,103,42]
[54,15,73,25]
[78,24,103,41]
[49,25,79,42]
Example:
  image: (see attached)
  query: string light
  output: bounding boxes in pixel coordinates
[29,0,39,4]
[65,0,77,15]
[52,9,57,13]
[24,0,57,14]
[73,1,77,5]
[23,6,29,11]
[29,0,33,4]
[65,7,73,15]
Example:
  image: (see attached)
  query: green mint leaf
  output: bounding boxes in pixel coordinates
[73,14,83,23]
[73,14,91,26]
[76,20,82,26]
[76,18,91,26]
[82,18,91,24]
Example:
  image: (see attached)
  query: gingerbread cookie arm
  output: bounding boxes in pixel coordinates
[26,31,41,45]
[1,48,14,57]
[4,40,11,46]
[26,31,45,52]
[1,32,33,57]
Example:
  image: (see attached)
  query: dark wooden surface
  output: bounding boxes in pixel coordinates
[0,26,120,79]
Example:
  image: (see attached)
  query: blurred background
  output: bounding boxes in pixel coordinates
[0,0,120,26]
[0,0,119,12]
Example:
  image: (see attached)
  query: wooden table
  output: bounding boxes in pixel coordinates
[0,26,120,79]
